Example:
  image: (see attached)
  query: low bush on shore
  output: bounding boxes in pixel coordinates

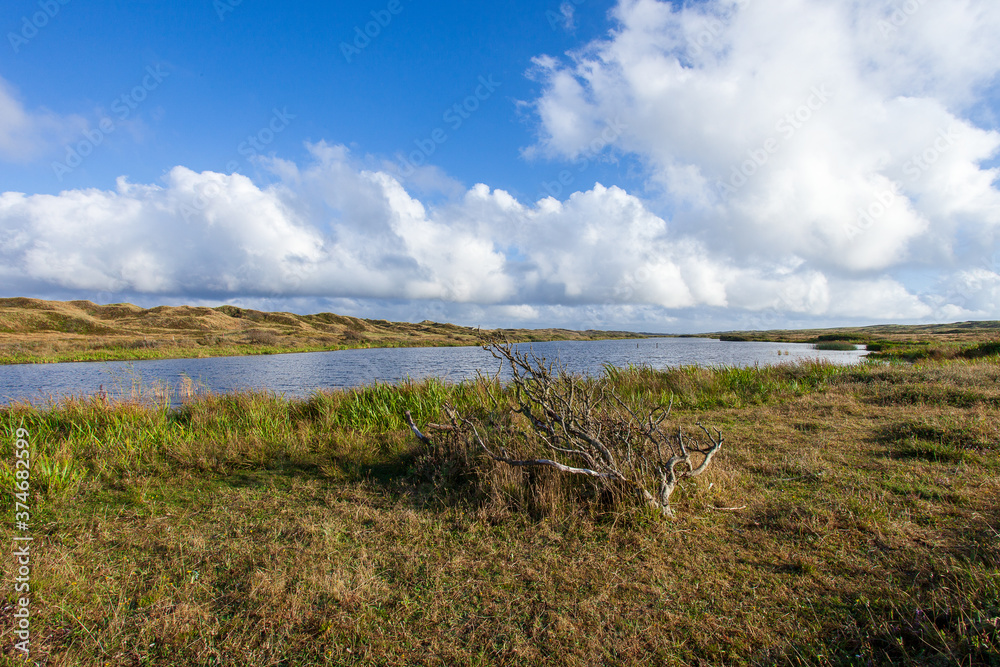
[813,341,858,351]
[2,357,998,665]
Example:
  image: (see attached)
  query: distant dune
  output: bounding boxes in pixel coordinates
[701,321,1000,344]
[0,297,644,364]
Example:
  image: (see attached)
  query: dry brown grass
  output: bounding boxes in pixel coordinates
[1,359,998,665]
[0,298,641,365]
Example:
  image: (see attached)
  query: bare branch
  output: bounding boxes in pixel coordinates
[404,410,432,446]
[407,341,726,518]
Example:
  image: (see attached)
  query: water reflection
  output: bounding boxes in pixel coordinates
[0,338,867,405]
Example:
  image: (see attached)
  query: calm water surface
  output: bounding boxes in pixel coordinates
[0,338,867,405]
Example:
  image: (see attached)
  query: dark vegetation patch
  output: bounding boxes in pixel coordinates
[243,329,280,346]
[119,339,160,350]
[814,341,858,351]
[261,312,301,327]
[865,384,987,408]
[0,296,48,309]
[961,341,1000,359]
[814,333,868,342]
[213,305,244,318]
[35,312,116,335]
[876,416,999,466]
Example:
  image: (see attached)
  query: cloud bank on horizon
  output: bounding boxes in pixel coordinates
[1,0,999,331]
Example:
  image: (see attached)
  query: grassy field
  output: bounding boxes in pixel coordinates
[703,321,1000,353]
[0,298,643,365]
[706,320,1000,344]
[696,321,1000,365]
[2,352,999,665]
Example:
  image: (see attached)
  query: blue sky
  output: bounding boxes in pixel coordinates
[2,0,626,200]
[2,0,999,332]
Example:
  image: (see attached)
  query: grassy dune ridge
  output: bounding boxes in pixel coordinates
[709,321,1000,344]
[705,321,1000,363]
[0,298,643,365]
[2,355,999,665]
[5,297,999,367]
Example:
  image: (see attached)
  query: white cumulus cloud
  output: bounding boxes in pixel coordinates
[526,0,1000,280]
[2,0,999,329]
[0,141,965,329]
[0,76,87,162]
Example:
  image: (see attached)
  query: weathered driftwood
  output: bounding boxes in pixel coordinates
[406,340,724,517]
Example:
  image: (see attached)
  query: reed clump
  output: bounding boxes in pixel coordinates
[814,341,858,351]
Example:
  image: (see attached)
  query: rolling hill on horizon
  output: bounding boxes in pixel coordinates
[0,297,643,364]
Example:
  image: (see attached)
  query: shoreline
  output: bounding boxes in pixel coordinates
[0,333,659,366]
[4,297,999,366]
[0,297,653,366]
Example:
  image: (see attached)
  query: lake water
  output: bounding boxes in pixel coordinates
[0,338,868,406]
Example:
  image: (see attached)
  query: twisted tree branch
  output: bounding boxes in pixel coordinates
[408,339,725,517]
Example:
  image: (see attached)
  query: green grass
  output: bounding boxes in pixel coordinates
[863,339,1000,364]
[708,321,1000,345]
[813,341,859,351]
[2,358,999,665]
[0,340,485,366]
[602,361,847,411]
